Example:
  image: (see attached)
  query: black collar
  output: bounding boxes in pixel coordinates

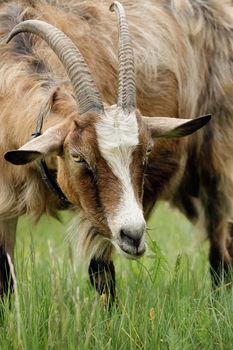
[37,158,71,209]
[32,95,72,209]
[32,132,72,209]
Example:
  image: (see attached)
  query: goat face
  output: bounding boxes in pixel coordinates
[55,106,149,257]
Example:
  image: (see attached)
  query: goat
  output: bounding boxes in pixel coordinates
[0,0,232,303]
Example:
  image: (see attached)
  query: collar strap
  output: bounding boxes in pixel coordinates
[31,90,72,209]
[38,159,72,209]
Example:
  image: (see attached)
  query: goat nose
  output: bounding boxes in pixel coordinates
[120,225,145,248]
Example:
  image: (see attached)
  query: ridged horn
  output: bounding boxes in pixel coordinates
[110,1,136,113]
[7,20,104,115]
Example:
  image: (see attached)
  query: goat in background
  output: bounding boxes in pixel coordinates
[0,0,232,303]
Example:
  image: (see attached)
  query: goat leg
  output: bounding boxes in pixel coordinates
[88,257,116,308]
[0,218,17,298]
[199,169,233,287]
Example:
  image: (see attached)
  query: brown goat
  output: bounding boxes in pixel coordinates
[0,0,232,302]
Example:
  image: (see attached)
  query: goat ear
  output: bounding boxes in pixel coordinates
[4,124,67,165]
[143,114,211,138]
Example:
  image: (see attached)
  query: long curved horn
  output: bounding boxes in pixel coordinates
[7,20,103,115]
[110,1,136,113]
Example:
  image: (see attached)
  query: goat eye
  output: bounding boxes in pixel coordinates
[72,154,85,163]
[146,149,152,156]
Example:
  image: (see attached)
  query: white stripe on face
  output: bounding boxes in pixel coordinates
[96,105,145,238]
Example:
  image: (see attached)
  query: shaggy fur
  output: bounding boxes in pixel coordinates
[0,0,233,298]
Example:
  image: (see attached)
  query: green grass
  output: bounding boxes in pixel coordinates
[0,203,233,349]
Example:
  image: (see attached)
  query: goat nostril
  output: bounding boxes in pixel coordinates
[120,229,141,248]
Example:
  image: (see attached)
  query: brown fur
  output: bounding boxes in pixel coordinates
[58,112,123,235]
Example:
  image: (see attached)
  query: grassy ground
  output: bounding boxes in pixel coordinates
[0,203,232,350]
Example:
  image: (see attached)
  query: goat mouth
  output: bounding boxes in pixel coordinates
[117,242,146,259]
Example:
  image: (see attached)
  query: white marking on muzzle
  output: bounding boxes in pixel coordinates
[96,105,145,239]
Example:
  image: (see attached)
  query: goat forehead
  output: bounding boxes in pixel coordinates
[96,106,139,153]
